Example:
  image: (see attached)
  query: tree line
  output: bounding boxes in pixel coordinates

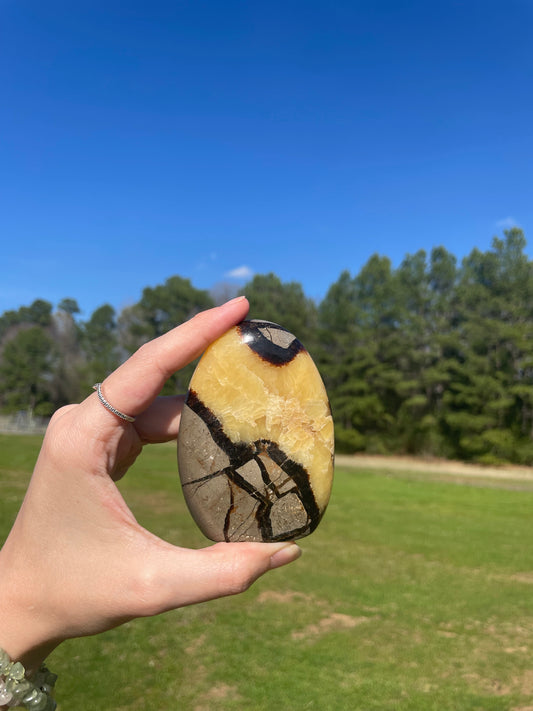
[2,228,532,466]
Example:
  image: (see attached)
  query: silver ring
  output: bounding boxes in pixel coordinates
[92,383,136,423]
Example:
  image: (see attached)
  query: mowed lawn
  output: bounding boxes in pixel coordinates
[1,434,532,710]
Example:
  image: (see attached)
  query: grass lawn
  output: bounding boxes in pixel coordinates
[1,434,532,710]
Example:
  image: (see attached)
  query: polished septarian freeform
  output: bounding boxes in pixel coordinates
[177,319,334,542]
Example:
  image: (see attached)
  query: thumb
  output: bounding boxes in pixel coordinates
[133,540,302,617]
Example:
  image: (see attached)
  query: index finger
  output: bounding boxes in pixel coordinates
[96,296,249,419]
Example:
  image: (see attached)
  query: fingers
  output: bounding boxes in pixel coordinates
[91,296,249,422]
[131,540,302,616]
[134,395,186,443]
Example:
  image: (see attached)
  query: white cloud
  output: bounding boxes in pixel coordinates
[495,216,520,230]
[225,265,254,281]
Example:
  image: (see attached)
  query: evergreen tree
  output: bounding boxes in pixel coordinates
[81,304,120,389]
[2,232,533,464]
[118,276,214,393]
[444,229,533,462]
[317,270,365,451]
[0,299,53,342]
[0,326,56,415]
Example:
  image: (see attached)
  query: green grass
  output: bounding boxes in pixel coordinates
[1,434,533,710]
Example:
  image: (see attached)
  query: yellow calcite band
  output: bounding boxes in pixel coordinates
[189,326,334,511]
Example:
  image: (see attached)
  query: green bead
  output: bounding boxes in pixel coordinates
[7,677,32,701]
[22,687,40,704]
[0,649,11,673]
[27,690,48,710]
[10,661,25,680]
[0,651,56,711]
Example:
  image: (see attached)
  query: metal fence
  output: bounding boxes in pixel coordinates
[0,412,49,435]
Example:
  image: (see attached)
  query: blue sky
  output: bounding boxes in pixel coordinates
[2,0,532,317]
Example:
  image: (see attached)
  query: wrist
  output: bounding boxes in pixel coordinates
[0,548,59,710]
[0,545,60,678]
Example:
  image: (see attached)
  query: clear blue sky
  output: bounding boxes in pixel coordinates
[2,0,532,317]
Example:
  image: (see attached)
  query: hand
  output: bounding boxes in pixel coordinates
[0,297,301,674]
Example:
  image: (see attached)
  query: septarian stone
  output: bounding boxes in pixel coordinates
[177,319,334,542]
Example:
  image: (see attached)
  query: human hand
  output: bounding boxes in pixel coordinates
[0,297,301,675]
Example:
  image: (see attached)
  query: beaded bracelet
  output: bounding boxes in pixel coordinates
[0,649,56,710]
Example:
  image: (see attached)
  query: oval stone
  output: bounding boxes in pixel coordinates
[177,319,334,542]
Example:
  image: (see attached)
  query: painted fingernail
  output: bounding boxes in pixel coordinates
[269,543,302,570]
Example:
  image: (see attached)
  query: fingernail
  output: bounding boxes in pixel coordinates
[269,543,302,570]
[223,295,247,306]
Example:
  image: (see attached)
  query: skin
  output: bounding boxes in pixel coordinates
[0,297,301,686]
